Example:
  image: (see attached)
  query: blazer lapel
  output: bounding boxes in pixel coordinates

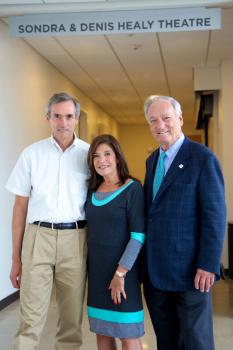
[147,149,159,204]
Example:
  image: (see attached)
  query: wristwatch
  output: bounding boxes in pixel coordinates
[115,270,127,278]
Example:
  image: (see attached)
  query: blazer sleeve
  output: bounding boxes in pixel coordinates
[196,154,227,276]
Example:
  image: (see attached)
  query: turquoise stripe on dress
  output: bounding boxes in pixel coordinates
[87,306,144,323]
[92,180,134,206]
[131,232,145,244]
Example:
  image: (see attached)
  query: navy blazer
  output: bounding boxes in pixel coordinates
[144,137,226,291]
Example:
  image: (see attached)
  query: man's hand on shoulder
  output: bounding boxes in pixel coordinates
[194,268,215,293]
[10,259,22,289]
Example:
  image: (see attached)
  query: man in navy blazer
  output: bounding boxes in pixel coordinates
[143,95,226,350]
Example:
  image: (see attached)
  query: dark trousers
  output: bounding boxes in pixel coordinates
[144,276,215,350]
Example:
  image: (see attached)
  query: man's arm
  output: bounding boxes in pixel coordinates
[10,195,29,289]
[195,154,226,292]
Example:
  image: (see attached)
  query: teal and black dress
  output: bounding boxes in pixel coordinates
[86,180,146,338]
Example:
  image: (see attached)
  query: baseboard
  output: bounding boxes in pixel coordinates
[0,291,19,311]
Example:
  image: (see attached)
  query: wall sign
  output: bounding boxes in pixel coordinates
[10,7,221,37]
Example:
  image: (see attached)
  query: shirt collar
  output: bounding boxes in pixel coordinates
[159,133,185,159]
[50,133,78,151]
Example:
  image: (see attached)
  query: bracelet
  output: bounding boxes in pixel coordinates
[115,270,127,278]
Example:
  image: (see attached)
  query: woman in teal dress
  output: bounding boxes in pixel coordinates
[86,134,146,350]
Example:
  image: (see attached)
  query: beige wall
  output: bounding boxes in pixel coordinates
[0,19,118,300]
[87,111,119,143]
[119,124,158,182]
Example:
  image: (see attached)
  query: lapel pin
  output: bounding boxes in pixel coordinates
[178,164,184,168]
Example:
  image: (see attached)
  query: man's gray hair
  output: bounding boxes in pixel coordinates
[46,92,80,119]
[144,95,182,121]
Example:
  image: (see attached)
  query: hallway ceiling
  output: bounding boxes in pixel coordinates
[1,1,233,125]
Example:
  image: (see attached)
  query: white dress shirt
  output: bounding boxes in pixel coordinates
[6,136,90,223]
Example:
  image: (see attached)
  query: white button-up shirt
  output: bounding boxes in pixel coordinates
[6,136,90,223]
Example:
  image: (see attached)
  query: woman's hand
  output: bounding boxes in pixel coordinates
[109,274,127,304]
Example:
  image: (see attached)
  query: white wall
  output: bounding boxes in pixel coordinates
[0,20,118,301]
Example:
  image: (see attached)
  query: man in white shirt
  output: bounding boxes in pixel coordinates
[6,92,89,350]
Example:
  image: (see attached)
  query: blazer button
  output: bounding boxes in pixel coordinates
[148,219,153,223]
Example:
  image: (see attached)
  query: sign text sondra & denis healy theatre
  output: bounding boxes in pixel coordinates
[10,7,221,37]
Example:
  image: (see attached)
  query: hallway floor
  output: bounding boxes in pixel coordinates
[0,279,233,350]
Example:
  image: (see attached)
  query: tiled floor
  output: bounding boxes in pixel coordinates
[0,279,233,350]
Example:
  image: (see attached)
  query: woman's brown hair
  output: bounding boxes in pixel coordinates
[87,134,136,190]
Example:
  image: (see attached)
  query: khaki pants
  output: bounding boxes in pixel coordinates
[13,224,87,350]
